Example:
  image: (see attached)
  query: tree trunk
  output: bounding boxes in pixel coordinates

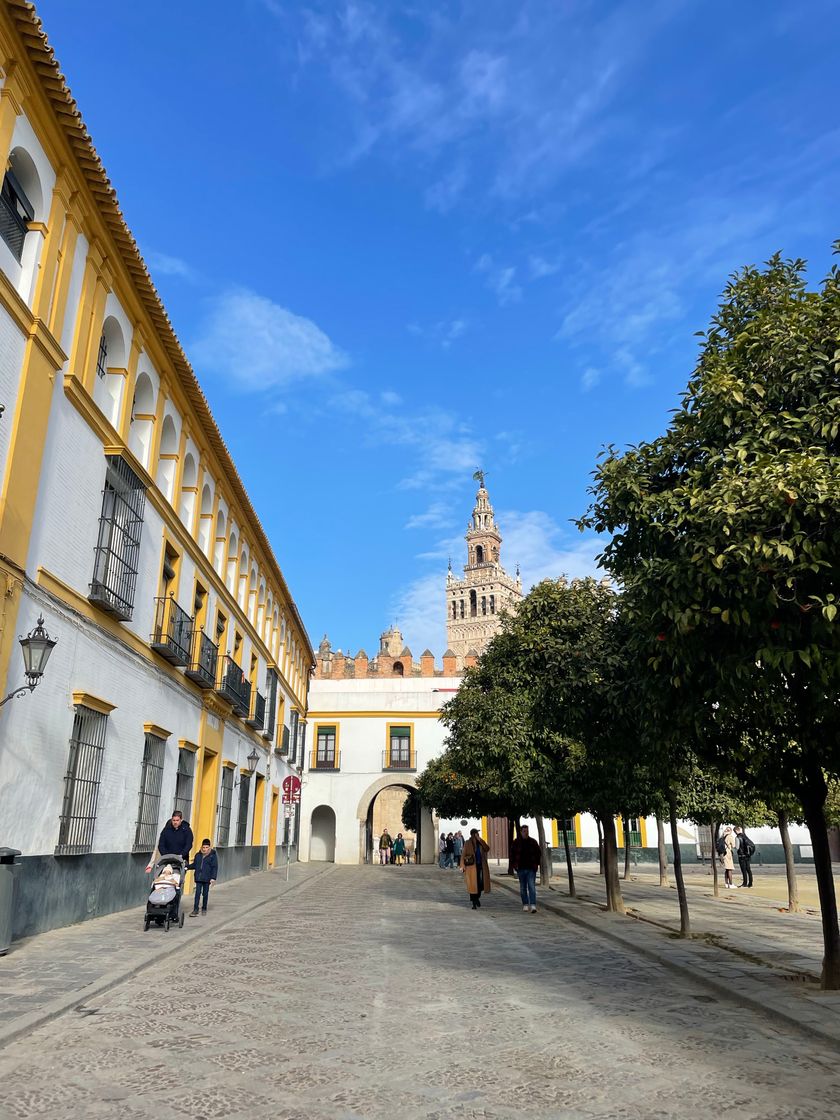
[596,816,604,875]
[668,789,690,937]
[778,809,800,914]
[656,817,669,887]
[561,812,576,898]
[622,814,632,880]
[506,817,518,876]
[710,822,720,898]
[800,764,840,989]
[535,816,550,887]
[601,815,625,914]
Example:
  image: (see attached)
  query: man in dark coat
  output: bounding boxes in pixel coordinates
[734,825,755,888]
[145,810,193,872]
[511,824,541,913]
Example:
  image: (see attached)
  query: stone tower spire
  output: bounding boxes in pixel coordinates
[445,473,523,668]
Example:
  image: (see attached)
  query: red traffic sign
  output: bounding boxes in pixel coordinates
[282,775,302,803]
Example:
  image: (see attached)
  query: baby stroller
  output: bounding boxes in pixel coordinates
[144,854,186,931]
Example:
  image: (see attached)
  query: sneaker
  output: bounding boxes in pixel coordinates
[201,909,208,915]
[189,910,199,917]
[530,906,537,913]
[523,904,530,912]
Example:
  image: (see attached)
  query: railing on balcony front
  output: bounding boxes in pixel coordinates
[382,748,415,771]
[185,629,218,689]
[246,690,266,730]
[150,596,193,666]
[217,655,250,716]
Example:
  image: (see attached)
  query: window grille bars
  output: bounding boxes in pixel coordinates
[90,456,146,621]
[56,705,108,855]
[216,767,234,846]
[235,773,251,845]
[133,733,166,852]
[174,749,195,821]
[95,333,108,379]
[0,169,33,262]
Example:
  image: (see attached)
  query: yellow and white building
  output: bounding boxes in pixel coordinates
[0,2,313,941]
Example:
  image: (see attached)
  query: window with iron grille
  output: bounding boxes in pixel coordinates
[133,733,166,852]
[281,723,290,754]
[90,456,147,621]
[235,773,251,845]
[95,332,108,379]
[56,705,108,855]
[174,749,195,821]
[315,725,336,768]
[264,669,278,741]
[216,766,235,846]
[290,709,299,763]
[0,168,34,263]
[557,817,576,847]
[298,721,306,767]
[389,726,411,767]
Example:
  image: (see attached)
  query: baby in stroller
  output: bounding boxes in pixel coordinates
[144,854,186,931]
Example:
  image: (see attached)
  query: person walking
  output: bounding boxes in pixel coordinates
[444,833,456,869]
[735,825,755,887]
[453,831,464,865]
[393,833,407,866]
[439,832,448,869]
[511,824,541,913]
[145,809,193,873]
[188,839,217,916]
[459,828,490,909]
[378,829,392,866]
[720,826,738,888]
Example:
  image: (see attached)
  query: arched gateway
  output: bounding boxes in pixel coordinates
[356,776,436,865]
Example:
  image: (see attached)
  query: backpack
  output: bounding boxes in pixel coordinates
[715,836,727,856]
[743,838,756,858]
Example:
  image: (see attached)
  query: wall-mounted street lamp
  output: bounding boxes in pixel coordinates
[245,747,259,775]
[0,615,57,708]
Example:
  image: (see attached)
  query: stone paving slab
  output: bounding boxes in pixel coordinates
[2,865,840,1120]
[492,867,840,1048]
[0,862,329,1048]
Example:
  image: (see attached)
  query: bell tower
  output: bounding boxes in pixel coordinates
[445,472,523,667]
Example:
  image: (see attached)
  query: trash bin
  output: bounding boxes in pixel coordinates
[0,848,21,955]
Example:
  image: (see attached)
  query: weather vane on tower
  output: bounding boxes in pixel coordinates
[472,468,486,488]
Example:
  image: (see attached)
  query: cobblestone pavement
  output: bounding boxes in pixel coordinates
[2,866,840,1120]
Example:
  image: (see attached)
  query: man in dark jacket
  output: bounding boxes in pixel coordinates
[145,810,193,872]
[734,825,755,888]
[511,825,542,913]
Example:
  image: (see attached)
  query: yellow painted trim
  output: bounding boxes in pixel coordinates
[222,760,237,770]
[640,818,648,848]
[267,788,279,866]
[307,710,442,720]
[143,722,171,740]
[311,721,340,769]
[72,690,116,715]
[575,814,582,849]
[385,720,414,769]
[481,816,488,843]
[178,739,199,752]
[551,819,559,848]
[251,773,266,845]
[615,816,624,848]
[239,766,253,776]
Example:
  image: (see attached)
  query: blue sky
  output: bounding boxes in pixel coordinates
[39,0,840,656]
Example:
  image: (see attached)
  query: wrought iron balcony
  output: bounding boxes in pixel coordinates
[382,749,416,772]
[185,629,218,689]
[217,655,250,716]
[246,689,266,730]
[150,596,193,666]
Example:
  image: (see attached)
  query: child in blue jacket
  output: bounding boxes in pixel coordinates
[188,839,218,916]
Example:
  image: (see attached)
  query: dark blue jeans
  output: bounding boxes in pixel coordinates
[517,869,537,907]
[193,881,210,912]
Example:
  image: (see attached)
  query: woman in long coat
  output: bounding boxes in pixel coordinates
[721,827,737,888]
[459,828,490,909]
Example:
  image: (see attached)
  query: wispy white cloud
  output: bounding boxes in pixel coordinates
[476,254,522,306]
[407,318,468,348]
[529,254,562,280]
[330,389,482,489]
[580,367,601,392]
[146,250,198,281]
[389,571,446,656]
[191,287,348,391]
[405,501,456,531]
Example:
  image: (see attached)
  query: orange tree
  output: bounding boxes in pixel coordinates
[582,250,840,987]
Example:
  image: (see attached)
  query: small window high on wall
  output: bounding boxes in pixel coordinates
[0,168,34,262]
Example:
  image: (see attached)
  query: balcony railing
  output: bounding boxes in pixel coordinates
[246,690,265,730]
[150,596,193,666]
[312,754,339,770]
[217,656,250,716]
[185,630,218,689]
[382,749,415,771]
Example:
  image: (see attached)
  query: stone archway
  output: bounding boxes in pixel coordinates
[356,776,435,865]
[310,805,336,861]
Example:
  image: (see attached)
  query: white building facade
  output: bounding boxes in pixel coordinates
[0,6,312,941]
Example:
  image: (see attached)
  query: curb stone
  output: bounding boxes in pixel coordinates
[0,863,333,1050]
[492,873,840,1048]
